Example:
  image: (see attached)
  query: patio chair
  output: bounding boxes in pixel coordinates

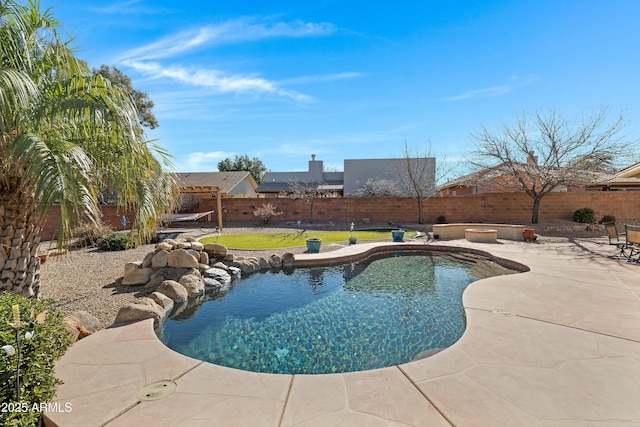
[603,222,627,259]
[624,224,640,263]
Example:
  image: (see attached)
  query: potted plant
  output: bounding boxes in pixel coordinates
[391,229,405,242]
[306,237,322,252]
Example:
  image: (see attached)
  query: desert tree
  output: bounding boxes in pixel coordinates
[0,1,177,297]
[288,180,334,223]
[468,108,634,223]
[392,141,457,224]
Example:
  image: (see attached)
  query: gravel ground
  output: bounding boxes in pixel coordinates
[38,221,610,329]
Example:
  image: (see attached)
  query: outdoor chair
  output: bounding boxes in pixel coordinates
[624,224,640,263]
[603,222,627,259]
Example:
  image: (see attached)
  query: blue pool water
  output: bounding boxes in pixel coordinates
[158,251,516,374]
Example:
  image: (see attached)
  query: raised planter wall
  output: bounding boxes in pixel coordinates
[40,192,640,240]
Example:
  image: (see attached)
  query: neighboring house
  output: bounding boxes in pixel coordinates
[173,171,259,198]
[436,153,582,196]
[256,155,435,198]
[586,161,640,191]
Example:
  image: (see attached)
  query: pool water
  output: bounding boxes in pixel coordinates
[158,251,516,374]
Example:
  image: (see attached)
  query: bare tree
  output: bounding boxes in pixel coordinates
[289,180,334,223]
[392,141,456,223]
[469,108,635,223]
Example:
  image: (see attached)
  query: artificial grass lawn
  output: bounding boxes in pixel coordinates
[199,230,417,249]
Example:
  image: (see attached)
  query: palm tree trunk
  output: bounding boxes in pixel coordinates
[0,189,42,298]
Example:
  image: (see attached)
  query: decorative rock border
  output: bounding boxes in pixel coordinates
[113,236,295,328]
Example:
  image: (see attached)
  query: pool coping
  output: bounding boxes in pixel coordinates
[44,238,640,426]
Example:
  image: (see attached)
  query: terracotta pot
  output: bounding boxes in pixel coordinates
[523,229,535,242]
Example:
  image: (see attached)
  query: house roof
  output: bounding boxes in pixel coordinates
[256,180,344,193]
[172,172,256,194]
[617,162,640,178]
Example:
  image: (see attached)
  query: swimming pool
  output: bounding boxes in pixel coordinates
[157,250,516,374]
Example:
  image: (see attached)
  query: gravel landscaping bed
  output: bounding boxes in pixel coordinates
[38,221,609,329]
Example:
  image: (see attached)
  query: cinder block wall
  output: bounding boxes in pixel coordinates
[39,192,640,240]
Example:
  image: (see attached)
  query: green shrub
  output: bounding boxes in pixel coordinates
[98,232,135,251]
[573,207,595,224]
[0,292,72,426]
[436,215,447,224]
[600,215,616,224]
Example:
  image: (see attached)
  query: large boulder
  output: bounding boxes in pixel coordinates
[167,249,199,269]
[204,243,227,258]
[228,257,260,274]
[202,277,223,292]
[258,257,271,270]
[190,242,204,251]
[151,250,169,268]
[122,262,152,286]
[269,254,282,269]
[144,273,165,292]
[203,267,232,286]
[178,274,205,298]
[150,292,174,315]
[113,299,165,328]
[64,311,101,341]
[199,251,209,265]
[157,280,188,303]
[155,241,173,251]
[282,252,295,268]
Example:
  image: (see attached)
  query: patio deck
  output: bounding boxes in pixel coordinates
[44,237,640,426]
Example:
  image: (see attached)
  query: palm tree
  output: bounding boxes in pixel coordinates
[1,0,177,297]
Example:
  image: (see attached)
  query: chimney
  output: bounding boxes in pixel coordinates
[311,154,316,161]
[527,151,538,166]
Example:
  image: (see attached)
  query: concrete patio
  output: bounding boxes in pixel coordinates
[44,236,640,426]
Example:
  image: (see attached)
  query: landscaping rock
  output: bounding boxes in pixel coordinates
[190,242,204,251]
[282,252,295,268]
[258,257,271,270]
[202,277,223,291]
[204,243,227,257]
[229,257,260,274]
[178,274,205,298]
[142,251,154,268]
[155,241,173,251]
[122,262,153,286]
[113,299,165,328]
[144,273,165,292]
[64,311,101,341]
[150,292,174,315]
[167,249,199,268]
[151,250,169,268]
[157,280,188,303]
[203,267,232,286]
[199,251,209,265]
[269,254,282,269]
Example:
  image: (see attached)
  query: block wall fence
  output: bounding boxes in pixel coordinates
[40,192,640,240]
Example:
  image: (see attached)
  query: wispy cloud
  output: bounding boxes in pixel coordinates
[175,151,235,172]
[117,16,340,102]
[280,72,366,85]
[119,17,336,61]
[445,75,536,102]
[127,61,312,101]
[89,0,168,15]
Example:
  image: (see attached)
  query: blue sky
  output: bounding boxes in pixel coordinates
[41,0,640,173]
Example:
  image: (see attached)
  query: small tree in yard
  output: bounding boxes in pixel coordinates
[289,180,333,223]
[253,203,282,224]
[469,108,636,223]
[392,141,457,224]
